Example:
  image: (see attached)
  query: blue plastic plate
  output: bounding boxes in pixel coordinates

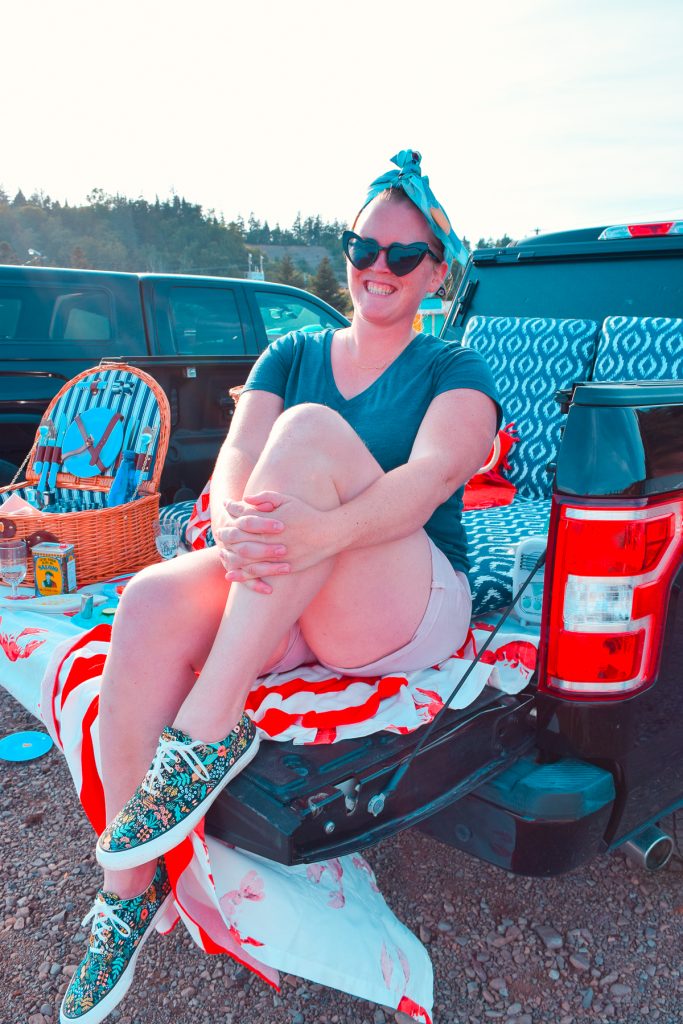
[0,730,54,762]
[62,408,124,478]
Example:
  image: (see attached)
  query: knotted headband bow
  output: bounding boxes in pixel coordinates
[361,149,469,267]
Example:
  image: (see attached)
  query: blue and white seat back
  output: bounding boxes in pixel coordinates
[48,365,164,486]
[462,316,598,498]
[593,316,683,381]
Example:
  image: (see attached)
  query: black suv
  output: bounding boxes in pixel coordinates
[0,266,348,501]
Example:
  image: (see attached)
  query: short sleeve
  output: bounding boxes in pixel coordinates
[432,344,503,429]
[243,331,297,397]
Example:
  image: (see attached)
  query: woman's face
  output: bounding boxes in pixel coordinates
[347,196,448,331]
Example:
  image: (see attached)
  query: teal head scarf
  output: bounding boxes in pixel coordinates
[360,149,469,267]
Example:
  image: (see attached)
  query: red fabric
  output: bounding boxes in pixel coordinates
[252,674,407,737]
[463,423,518,511]
[52,623,112,747]
[79,696,106,834]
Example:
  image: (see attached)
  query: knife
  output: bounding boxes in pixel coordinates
[47,424,68,491]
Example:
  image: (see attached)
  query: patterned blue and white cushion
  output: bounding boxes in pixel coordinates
[462,316,598,498]
[158,500,197,546]
[593,316,683,381]
[464,496,551,616]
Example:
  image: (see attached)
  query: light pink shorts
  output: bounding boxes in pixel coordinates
[267,538,472,677]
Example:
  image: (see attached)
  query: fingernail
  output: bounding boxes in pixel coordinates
[274,547,286,556]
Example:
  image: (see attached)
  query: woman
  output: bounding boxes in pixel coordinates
[60,150,500,1024]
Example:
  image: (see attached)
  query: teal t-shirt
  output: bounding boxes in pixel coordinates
[243,329,502,574]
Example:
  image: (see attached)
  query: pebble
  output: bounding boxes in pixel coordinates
[569,953,591,971]
[373,1011,386,1024]
[28,1015,46,1024]
[418,925,431,943]
[506,1003,522,1015]
[291,1014,305,1024]
[581,987,594,1008]
[437,920,453,932]
[534,924,563,950]
[610,983,632,998]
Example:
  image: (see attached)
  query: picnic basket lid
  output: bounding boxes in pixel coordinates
[26,361,170,493]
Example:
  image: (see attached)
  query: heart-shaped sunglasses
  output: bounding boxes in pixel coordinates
[342,230,441,277]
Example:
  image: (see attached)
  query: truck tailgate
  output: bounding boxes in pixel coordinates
[206,688,535,864]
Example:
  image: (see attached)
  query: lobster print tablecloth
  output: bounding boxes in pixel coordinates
[0,593,538,1022]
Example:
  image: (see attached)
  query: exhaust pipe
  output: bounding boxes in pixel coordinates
[622,825,674,872]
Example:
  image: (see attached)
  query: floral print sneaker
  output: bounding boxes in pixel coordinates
[96,712,260,870]
[60,858,171,1024]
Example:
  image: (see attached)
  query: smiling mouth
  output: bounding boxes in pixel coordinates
[364,282,396,296]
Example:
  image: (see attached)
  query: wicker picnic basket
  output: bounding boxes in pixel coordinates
[0,361,171,587]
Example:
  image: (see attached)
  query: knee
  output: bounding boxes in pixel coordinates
[271,403,351,448]
[112,563,175,634]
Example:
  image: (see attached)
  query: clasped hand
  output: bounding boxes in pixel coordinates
[215,491,333,594]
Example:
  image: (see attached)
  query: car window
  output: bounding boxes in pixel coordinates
[254,291,340,343]
[0,285,113,342]
[168,287,245,356]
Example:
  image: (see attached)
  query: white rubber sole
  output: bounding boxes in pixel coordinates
[59,891,173,1024]
[95,732,261,870]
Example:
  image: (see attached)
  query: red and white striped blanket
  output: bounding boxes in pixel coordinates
[1,603,537,1021]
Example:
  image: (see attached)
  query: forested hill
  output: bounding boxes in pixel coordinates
[0,188,510,308]
[0,187,349,285]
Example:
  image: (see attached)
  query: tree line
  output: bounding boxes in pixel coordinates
[0,187,515,312]
[0,188,352,309]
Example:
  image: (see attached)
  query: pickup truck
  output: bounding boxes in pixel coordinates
[186,220,680,877]
[0,266,348,501]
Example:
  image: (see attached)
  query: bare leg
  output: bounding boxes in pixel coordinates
[172,403,432,739]
[99,404,433,895]
[98,549,291,896]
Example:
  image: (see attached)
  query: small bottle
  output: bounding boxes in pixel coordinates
[107,451,136,507]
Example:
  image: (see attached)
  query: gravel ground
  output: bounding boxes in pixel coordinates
[1,686,682,1024]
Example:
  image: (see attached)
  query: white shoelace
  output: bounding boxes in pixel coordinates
[141,735,212,796]
[83,898,132,954]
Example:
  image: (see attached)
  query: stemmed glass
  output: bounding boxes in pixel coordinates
[0,540,28,598]
[153,519,181,560]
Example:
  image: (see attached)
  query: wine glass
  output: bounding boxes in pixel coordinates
[153,519,181,560]
[0,539,28,599]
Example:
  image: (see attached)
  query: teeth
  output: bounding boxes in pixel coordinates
[366,282,395,295]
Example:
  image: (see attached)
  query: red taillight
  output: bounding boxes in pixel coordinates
[628,222,674,237]
[598,221,683,240]
[538,496,683,699]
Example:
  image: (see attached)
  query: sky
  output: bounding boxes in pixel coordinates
[3,0,682,243]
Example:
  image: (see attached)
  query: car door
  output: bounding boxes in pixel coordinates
[246,285,349,351]
[142,277,259,502]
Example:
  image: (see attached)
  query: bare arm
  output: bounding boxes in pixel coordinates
[228,389,498,577]
[209,389,284,532]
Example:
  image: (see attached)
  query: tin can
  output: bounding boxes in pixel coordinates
[33,542,78,595]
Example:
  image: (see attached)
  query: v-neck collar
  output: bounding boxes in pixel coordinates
[324,328,424,404]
